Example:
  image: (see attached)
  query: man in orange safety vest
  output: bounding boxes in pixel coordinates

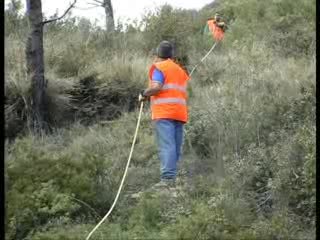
[139,40,189,188]
[206,13,227,41]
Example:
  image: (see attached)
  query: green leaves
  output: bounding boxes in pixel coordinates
[5,0,316,238]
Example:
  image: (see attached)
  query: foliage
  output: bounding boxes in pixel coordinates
[5,115,156,239]
[5,0,315,239]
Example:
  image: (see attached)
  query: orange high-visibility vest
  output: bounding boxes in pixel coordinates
[207,19,224,41]
[148,59,189,123]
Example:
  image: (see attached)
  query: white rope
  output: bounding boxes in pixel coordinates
[85,39,219,240]
[86,101,144,240]
[189,41,218,77]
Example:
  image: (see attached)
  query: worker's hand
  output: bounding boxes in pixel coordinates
[138,90,148,102]
[217,22,225,27]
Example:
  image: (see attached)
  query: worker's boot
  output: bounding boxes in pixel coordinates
[152,178,175,189]
[150,179,177,197]
[131,179,177,199]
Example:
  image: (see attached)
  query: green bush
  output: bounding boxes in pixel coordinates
[29,223,131,240]
[142,4,206,66]
[5,112,157,239]
[5,0,316,239]
[162,198,253,240]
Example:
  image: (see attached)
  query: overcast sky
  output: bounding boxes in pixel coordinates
[5,0,214,27]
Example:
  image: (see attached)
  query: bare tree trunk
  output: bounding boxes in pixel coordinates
[25,0,48,132]
[103,0,115,32]
[25,0,76,132]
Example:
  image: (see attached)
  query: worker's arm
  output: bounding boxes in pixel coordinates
[139,68,164,101]
[139,82,163,101]
[143,82,163,97]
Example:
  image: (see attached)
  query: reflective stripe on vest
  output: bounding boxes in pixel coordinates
[161,83,186,93]
[151,98,186,105]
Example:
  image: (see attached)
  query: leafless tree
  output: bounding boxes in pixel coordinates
[88,0,115,32]
[25,0,76,132]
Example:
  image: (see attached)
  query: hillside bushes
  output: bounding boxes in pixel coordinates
[5,0,315,239]
[5,113,158,239]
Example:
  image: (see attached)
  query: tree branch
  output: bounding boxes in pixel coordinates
[86,2,102,7]
[42,0,77,25]
[75,5,99,10]
[91,0,104,5]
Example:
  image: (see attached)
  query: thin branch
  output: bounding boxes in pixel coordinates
[292,170,299,179]
[75,5,99,10]
[86,2,102,7]
[42,0,77,25]
[256,194,272,212]
[91,0,104,5]
[62,194,102,219]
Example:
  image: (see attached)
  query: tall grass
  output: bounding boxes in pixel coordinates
[5,0,315,239]
[5,25,152,135]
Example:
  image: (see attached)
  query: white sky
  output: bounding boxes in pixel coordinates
[5,0,214,27]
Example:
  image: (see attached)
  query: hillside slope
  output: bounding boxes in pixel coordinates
[5,0,315,239]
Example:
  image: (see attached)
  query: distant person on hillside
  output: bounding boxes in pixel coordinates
[138,40,190,191]
[205,13,227,41]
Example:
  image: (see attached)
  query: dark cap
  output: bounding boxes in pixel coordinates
[156,40,173,59]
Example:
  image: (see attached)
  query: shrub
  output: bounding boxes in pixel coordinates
[5,111,156,239]
[5,0,316,239]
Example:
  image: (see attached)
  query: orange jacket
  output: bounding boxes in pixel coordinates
[148,59,189,123]
[207,19,224,41]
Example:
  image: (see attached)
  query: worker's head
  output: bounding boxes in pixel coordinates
[156,40,174,59]
[214,13,221,21]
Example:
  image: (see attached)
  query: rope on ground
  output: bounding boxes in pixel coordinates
[85,101,144,240]
[189,41,218,77]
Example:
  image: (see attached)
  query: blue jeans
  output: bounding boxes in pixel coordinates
[154,119,184,180]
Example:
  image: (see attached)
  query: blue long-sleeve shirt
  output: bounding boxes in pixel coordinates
[151,68,165,84]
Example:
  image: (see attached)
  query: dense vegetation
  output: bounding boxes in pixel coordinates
[5,0,315,239]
